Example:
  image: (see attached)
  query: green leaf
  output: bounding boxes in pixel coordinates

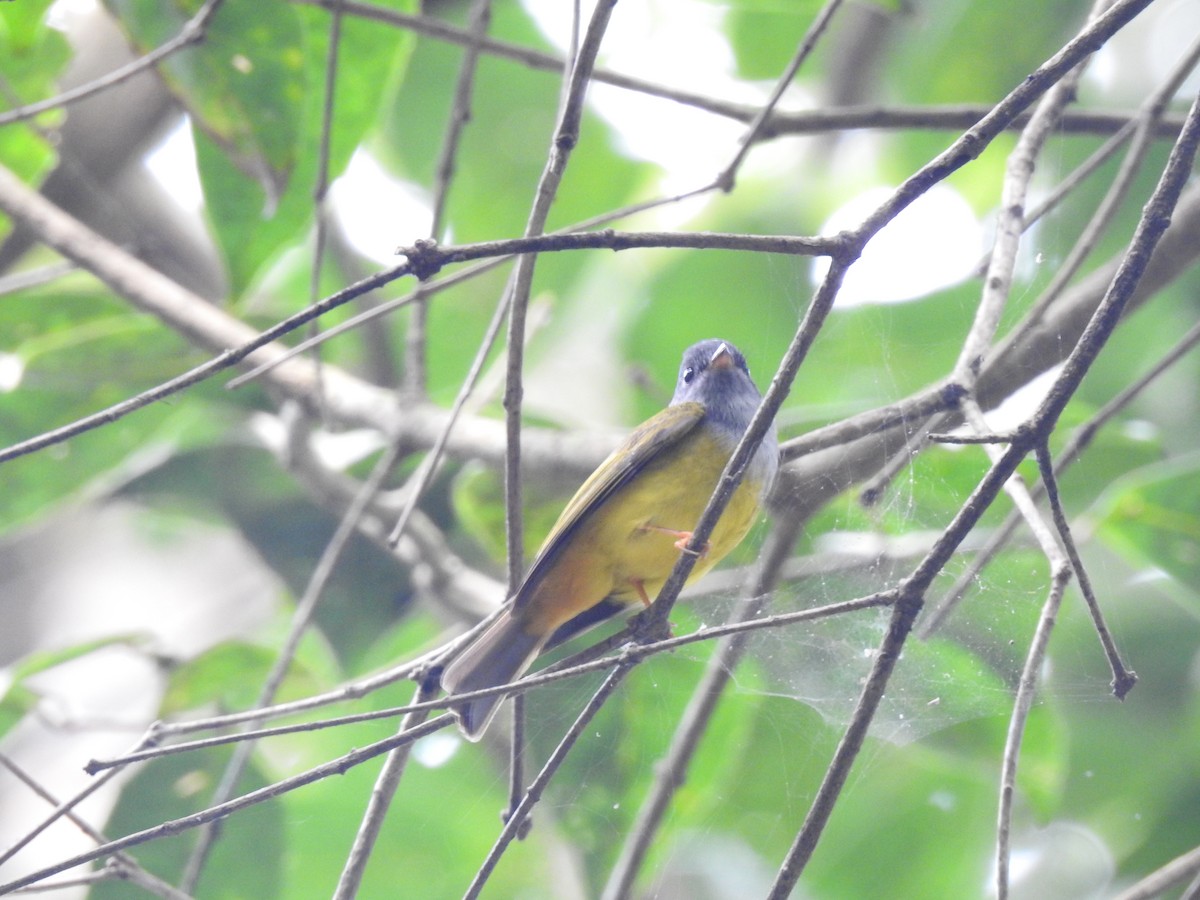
[0,0,67,190]
[162,629,340,715]
[0,636,145,739]
[0,683,38,741]
[102,0,417,291]
[0,280,230,533]
[726,0,830,81]
[123,440,416,666]
[162,641,284,714]
[806,734,998,898]
[102,0,304,193]
[1093,454,1200,607]
[91,746,285,899]
[10,634,147,680]
[451,460,576,564]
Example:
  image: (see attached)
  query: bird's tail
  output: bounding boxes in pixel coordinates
[440,610,543,741]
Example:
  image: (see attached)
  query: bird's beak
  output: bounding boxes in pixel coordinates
[709,342,734,370]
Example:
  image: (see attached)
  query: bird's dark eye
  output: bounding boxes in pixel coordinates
[682,366,696,384]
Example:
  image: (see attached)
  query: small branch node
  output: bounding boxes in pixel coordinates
[397,238,444,281]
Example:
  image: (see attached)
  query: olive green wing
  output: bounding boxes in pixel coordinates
[513,401,705,610]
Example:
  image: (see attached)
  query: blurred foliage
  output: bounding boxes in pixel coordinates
[1,0,1199,898]
[0,0,67,189]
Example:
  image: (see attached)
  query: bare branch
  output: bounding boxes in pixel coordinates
[0,732,156,869]
[0,718,455,895]
[995,563,1073,900]
[332,681,439,899]
[1009,30,1200,345]
[715,0,848,190]
[403,0,494,395]
[0,0,225,127]
[602,514,805,899]
[1112,844,1200,900]
[1035,443,1136,696]
[462,662,633,899]
[86,593,893,774]
[501,0,619,594]
[290,0,1186,141]
[0,753,193,900]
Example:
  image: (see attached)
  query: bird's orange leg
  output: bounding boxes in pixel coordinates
[639,524,710,557]
[630,579,652,608]
[628,579,675,636]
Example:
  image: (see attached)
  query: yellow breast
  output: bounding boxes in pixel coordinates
[518,427,763,634]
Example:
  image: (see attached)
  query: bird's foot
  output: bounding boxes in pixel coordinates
[640,524,710,557]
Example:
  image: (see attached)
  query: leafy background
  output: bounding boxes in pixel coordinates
[1,0,1199,898]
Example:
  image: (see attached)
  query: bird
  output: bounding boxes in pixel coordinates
[440,339,779,740]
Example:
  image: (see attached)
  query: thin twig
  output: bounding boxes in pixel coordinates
[288,0,1186,141]
[857,419,935,507]
[0,717,454,895]
[769,419,1040,894]
[500,0,619,592]
[768,72,1200,896]
[862,20,1097,508]
[956,397,1065,564]
[404,0,493,395]
[1035,443,1136,696]
[715,0,848,190]
[766,584,915,898]
[994,562,1073,900]
[505,692,529,834]
[1112,844,1200,900]
[967,113,1138,279]
[176,419,406,891]
[0,731,157,868]
[397,229,835,280]
[7,866,112,894]
[601,514,804,899]
[780,382,959,461]
[131,657,440,743]
[0,753,193,900]
[1028,88,1200,447]
[87,592,894,774]
[462,663,633,899]
[296,0,348,427]
[385,287,509,548]
[923,311,1200,637]
[964,389,1074,900]
[0,261,77,296]
[1018,29,1200,340]
[332,681,438,899]
[956,19,1093,389]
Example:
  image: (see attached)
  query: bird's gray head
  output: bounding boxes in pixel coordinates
[671,338,778,489]
[671,337,779,496]
[671,339,755,410]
